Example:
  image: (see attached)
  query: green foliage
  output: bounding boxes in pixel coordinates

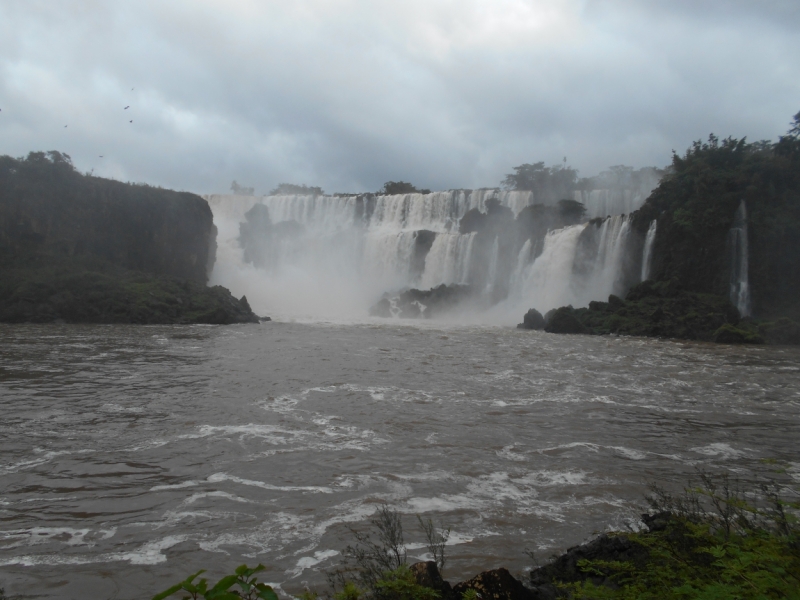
[379,182,431,195]
[0,260,259,324]
[546,280,753,342]
[633,118,800,318]
[333,582,364,600]
[373,566,440,600]
[563,474,800,599]
[460,589,480,600]
[152,564,279,600]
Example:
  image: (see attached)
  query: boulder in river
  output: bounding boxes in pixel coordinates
[517,308,545,330]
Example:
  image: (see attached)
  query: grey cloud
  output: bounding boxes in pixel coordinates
[0,0,797,195]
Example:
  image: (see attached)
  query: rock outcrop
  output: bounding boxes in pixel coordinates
[370,284,477,319]
[517,308,545,330]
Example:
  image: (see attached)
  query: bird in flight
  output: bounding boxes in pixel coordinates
[99,155,104,158]
[64,125,68,128]
[129,120,133,123]
[124,106,130,110]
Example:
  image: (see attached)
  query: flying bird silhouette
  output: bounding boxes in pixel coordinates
[129,120,133,123]
[124,106,129,110]
[64,125,67,128]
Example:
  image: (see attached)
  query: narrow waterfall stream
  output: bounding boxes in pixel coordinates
[729,200,751,317]
[641,220,657,281]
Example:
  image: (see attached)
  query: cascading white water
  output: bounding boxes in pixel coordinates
[641,220,657,281]
[581,214,632,301]
[419,233,476,289]
[729,200,751,317]
[206,188,640,319]
[514,225,586,312]
[484,237,500,293]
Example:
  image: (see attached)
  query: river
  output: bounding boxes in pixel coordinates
[1,321,799,599]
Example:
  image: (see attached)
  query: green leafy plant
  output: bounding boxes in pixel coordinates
[562,472,800,599]
[152,564,279,600]
[373,565,440,600]
[333,582,364,600]
[460,589,480,600]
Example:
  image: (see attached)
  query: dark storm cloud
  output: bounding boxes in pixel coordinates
[0,0,797,195]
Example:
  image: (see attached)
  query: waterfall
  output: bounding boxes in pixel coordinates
[206,190,641,318]
[484,237,500,293]
[729,200,751,317]
[641,220,657,281]
[515,225,585,312]
[577,215,632,304]
[420,233,476,288]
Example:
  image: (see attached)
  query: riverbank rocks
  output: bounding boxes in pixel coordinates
[409,562,454,599]
[527,279,769,343]
[712,323,764,344]
[453,568,535,600]
[517,308,545,330]
[528,533,646,599]
[544,306,589,334]
[410,563,534,600]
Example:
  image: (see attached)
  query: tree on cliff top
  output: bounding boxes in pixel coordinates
[268,183,324,196]
[502,161,578,203]
[231,180,255,195]
[379,181,431,195]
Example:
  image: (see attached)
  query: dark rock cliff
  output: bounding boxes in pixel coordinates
[0,151,260,324]
[0,151,213,283]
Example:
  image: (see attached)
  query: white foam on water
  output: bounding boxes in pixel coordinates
[149,481,200,492]
[208,472,334,494]
[689,443,747,459]
[610,447,648,461]
[289,549,340,577]
[0,527,116,550]
[497,444,527,462]
[0,448,95,475]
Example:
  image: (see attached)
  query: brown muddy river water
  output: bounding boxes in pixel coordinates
[1,322,799,599]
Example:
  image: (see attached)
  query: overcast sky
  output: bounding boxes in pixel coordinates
[1,1,797,195]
